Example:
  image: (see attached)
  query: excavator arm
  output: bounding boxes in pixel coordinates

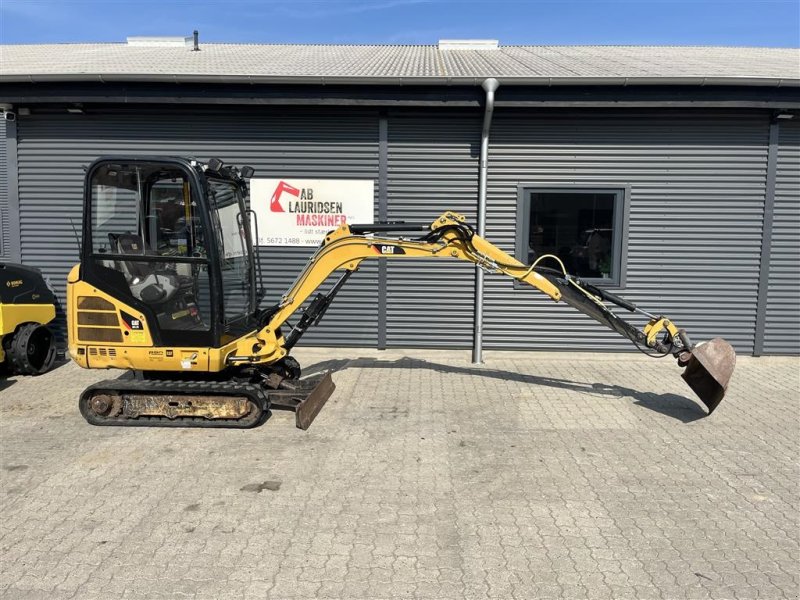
[231,211,735,415]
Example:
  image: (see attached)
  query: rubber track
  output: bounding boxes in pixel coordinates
[79,378,270,429]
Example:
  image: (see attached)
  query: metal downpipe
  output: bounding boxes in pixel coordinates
[472,77,499,364]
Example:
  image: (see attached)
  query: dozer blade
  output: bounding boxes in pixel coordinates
[681,338,736,414]
[267,372,336,430]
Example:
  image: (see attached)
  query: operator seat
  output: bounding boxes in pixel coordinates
[109,233,180,305]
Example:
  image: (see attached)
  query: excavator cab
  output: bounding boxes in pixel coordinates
[80,157,257,349]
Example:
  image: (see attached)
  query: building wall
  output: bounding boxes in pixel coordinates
[10,105,798,355]
[386,113,479,348]
[764,118,800,354]
[483,110,769,354]
[0,118,8,261]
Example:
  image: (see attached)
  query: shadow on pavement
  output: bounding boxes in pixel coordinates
[0,358,71,394]
[0,376,15,393]
[301,355,706,423]
[49,358,71,372]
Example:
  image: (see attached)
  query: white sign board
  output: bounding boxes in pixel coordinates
[250,178,374,246]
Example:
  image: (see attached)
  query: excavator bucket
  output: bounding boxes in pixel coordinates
[681,338,736,414]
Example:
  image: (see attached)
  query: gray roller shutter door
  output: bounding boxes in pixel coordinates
[484,110,769,354]
[15,105,785,355]
[386,113,479,348]
[15,108,380,347]
[0,118,8,261]
[763,119,800,355]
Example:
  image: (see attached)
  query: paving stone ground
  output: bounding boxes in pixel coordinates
[0,348,798,600]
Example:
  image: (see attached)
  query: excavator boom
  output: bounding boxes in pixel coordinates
[231,210,735,415]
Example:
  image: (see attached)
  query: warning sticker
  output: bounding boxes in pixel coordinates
[120,310,146,344]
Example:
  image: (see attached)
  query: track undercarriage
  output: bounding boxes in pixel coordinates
[79,361,335,430]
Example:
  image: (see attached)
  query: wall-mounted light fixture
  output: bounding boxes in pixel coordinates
[0,103,15,121]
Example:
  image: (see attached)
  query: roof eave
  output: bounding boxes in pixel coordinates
[1,73,798,87]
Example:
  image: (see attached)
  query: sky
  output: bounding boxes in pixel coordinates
[1,0,798,47]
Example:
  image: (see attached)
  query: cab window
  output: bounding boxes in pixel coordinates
[91,165,205,258]
[88,162,211,332]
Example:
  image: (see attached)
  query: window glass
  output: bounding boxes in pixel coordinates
[523,190,621,281]
[91,179,138,255]
[89,163,211,332]
[103,258,211,332]
[149,179,191,257]
[207,178,252,326]
[90,165,205,258]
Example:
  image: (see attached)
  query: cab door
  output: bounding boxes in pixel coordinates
[82,158,218,348]
[205,177,256,342]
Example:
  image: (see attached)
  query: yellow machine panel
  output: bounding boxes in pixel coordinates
[0,303,56,338]
[66,266,233,372]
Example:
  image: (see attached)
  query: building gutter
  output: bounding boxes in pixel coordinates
[1,73,798,87]
[472,77,499,365]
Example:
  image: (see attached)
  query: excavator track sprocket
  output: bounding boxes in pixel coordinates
[79,378,269,428]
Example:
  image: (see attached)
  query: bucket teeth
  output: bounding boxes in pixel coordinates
[681,338,736,414]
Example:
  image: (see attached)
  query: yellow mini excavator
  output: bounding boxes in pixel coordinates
[67,157,736,429]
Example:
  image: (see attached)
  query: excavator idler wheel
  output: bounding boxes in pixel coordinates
[89,395,115,417]
[6,323,57,375]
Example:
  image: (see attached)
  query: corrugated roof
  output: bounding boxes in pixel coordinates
[1,43,798,86]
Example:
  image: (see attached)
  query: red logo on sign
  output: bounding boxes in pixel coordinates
[270,181,300,213]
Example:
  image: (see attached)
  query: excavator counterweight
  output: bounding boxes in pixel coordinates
[67,157,735,429]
